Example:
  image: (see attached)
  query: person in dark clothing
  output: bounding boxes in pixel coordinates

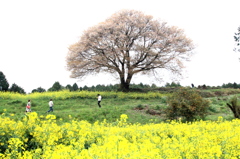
[191,83,195,88]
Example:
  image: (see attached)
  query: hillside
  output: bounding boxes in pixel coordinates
[1,88,240,124]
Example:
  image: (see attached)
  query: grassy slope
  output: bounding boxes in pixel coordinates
[0,92,236,124]
[0,97,167,124]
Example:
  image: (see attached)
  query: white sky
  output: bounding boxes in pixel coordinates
[0,0,240,93]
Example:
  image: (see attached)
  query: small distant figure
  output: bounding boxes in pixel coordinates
[191,83,195,88]
[97,94,102,108]
[25,99,31,114]
[47,99,54,113]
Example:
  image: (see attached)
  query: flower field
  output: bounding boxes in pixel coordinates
[0,90,167,100]
[1,112,240,159]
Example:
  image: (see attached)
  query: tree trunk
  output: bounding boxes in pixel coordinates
[119,75,132,92]
[119,77,130,92]
[118,68,133,92]
[227,97,240,119]
[227,103,240,118]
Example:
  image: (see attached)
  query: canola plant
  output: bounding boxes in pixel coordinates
[1,111,240,159]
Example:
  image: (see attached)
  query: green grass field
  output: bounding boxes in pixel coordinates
[0,88,238,124]
[0,98,166,124]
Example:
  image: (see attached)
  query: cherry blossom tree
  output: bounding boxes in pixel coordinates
[67,10,194,91]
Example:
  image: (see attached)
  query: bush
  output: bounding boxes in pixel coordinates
[135,104,145,110]
[166,87,210,121]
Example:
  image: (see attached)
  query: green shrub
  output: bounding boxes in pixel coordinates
[160,96,167,103]
[166,87,210,121]
[135,104,145,110]
[155,105,161,110]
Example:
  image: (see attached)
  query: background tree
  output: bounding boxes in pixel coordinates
[65,84,73,91]
[95,84,106,91]
[67,10,194,91]
[165,82,181,87]
[151,84,157,89]
[82,85,89,91]
[72,83,79,91]
[0,71,9,91]
[32,87,46,93]
[222,82,240,89]
[9,83,26,94]
[234,26,240,52]
[48,81,63,91]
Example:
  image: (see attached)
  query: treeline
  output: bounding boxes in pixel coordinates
[222,82,240,89]
[0,72,26,94]
[1,71,240,94]
[32,82,240,93]
[32,81,159,93]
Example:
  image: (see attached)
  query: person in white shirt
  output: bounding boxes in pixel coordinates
[47,99,54,113]
[97,94,102,108]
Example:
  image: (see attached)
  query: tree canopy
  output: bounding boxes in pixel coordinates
[72,83,78,91]
[9,83,25,94]
[48,81,63,91]
[0,71,9,91]
[32,87,46,93]
[67,10,194,91]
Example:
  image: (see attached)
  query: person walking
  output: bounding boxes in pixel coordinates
[191,83,195,88]
[47,99,54,113]
[25,99,31,114]
[97,94,102,108]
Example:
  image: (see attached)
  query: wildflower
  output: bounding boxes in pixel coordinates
[46,114,56,120]
[120,114,128,122]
